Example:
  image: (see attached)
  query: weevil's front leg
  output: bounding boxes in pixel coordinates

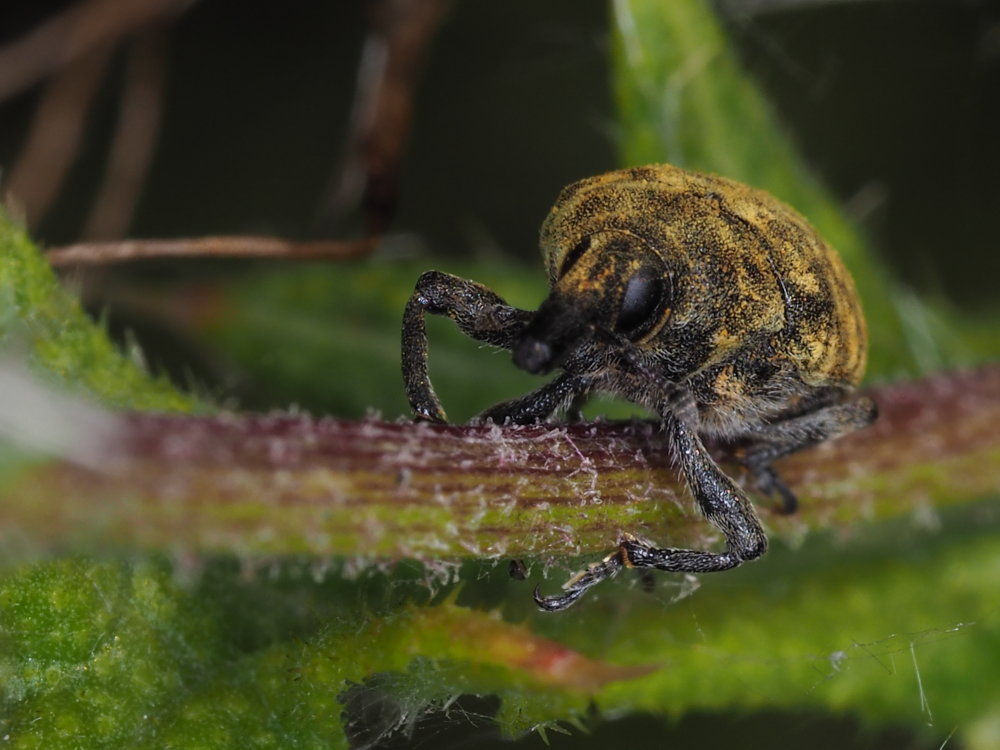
[402,270,533,422]
[477,372,591,425]
[621,413,768,570]
[533,548,625,611]
[534,413,768,611]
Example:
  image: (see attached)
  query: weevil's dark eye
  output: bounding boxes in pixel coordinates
[615,267,666,339]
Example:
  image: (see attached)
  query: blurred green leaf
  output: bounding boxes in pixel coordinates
[0,211,196,412]
[189,257,547,422]
[0,560,223,748]
[3,515,998,748]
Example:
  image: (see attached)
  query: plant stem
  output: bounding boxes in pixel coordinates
[2,365,998,561]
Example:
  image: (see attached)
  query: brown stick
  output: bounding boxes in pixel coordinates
[2,364,998,562]
[0,0,191,104]
[81,27,170,240]
[45,235,378,266]
[4,44,115,229]
[321,0,449,235]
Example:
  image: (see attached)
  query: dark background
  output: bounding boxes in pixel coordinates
[1,1,998,310]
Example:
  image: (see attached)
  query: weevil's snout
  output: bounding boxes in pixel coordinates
[512,336,555,375]
[513,297,593,375]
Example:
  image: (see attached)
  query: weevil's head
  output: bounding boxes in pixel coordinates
[513,230,674,375]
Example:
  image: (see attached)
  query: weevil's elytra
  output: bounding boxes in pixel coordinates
[401,164,877,611]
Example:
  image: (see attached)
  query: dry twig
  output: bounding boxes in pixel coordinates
[45,235,378,267]
[81,27,170,240]
[4,44,115,229]
[321,0,449,235]
[0,0,192,103]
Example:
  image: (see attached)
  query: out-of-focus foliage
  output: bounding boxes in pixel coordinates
[0,212,195,413]
[3,517,1000,748]
[0,560,223,748]
[190,256,547,422]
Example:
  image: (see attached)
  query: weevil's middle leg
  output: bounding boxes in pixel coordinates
[477,372,592,425]
[402,270,533,422]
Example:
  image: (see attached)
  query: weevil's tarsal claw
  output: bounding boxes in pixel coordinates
[533,548,625,612]
[533,584,589,612]
[772,478,798,515]
[412,404,448,424]
[752,465,798,515]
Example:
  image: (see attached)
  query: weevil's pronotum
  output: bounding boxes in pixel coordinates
[401,164,877,611]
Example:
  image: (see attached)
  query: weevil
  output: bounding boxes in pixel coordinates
[401,164,877,611]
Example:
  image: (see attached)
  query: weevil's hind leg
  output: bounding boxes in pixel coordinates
[742,395,878,514]
[402,270,533,422]
[534,414,769,611]
[477,372,591,425]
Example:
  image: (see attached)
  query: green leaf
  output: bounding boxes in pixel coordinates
[3,518,998,748]
[0,560,223,748]
[0,210,196,412]
[189,257,547,422]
